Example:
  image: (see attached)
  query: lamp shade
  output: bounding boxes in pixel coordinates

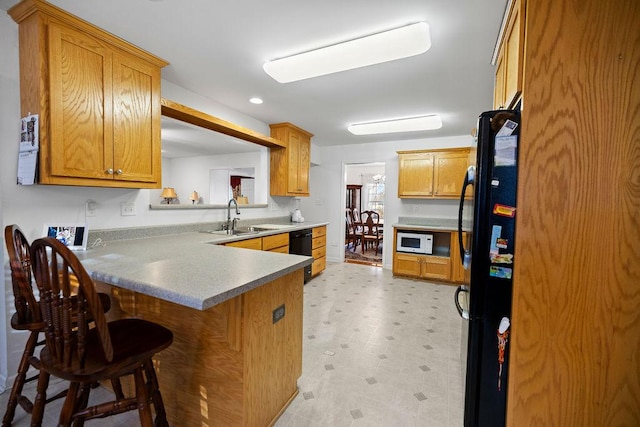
[189,190,199,204]
[160,187,178,204]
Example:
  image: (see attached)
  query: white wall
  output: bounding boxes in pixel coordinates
[299,135,472,270]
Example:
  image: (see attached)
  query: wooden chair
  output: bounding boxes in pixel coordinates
[352,208,361,225]
[29,237,173,427]
[3,225,112,426]
[345,208,359,249]
[360,211,383,254]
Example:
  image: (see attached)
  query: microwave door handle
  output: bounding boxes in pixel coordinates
[458,166,474,269]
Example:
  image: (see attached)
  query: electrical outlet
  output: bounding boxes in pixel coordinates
[86,200,97,217]
[120,202,136,216]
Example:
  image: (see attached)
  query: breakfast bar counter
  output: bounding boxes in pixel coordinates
[75,231,313,427]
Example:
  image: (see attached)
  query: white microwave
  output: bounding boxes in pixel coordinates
[396,231,433,254]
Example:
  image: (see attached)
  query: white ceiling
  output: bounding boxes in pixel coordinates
[2,0,507,151]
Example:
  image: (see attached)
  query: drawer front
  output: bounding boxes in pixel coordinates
[312,246,325,260]
[312,235,326,250]
[262,233,289,251]
[225,238,262,251]
[312,226,326,239]
[268,245,289,254]
[312,256,326,276]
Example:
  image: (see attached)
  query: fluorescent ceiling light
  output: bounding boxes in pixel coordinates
[263,22,431,83]
[249,97,263,104]
[348,115,442,135]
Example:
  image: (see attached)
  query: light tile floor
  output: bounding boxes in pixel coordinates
[1,262,464,426]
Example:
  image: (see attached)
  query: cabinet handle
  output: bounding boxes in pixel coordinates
[106,168,114,175]
[116,169,123,175]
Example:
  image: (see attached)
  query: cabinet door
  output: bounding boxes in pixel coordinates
[421,256,451,281]
[225,238,262,250]
[494,52,506,109]
[262,233,289,251]
[112,50,161,183]
[433,151,469,197]
[393,252,422,277]
[48,21,113,180]
[398,152,434,197]
[503,0,524,108]
[286,130,310,194]
[450,232,468,283]
[297,133,310,194]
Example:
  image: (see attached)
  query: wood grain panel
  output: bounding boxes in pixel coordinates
[112,50,160,183]
[225,238,262,251]
[312,234,326,250]
[312,226,326,238]
[397,151,434,197]
[311,256,326,276]
[97,269,304,426]
[433,150,470,197]
[507,1,640,425]
[262,233,289,251]
[48,21,111,179]
[160,98,284,149]
[243,269,303,426]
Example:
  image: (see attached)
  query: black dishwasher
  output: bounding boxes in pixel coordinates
[289,229,312,283]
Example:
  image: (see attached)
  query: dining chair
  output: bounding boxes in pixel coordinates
[345,208,359,249]
[3,225,114,426]
[360,211,383,254]
[29,237,173,427]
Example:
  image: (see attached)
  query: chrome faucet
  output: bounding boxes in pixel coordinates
[227,198,240,232]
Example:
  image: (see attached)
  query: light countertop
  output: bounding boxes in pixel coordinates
[76,222,327,311]
[392,217,470,232]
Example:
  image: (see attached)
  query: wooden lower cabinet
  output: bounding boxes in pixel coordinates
[225,237,263,250]
[393,252,451,281]
[392,228,469,284]
[262,233,289,253]
[450,232,468,283]
[311,226,327,277]
[99,269,303,426]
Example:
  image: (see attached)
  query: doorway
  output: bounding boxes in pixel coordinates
[344,162,385,266]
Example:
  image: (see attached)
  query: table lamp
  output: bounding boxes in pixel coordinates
[189,190,199,204]
[160,187,178,204]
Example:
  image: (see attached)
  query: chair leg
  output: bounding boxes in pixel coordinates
[134,367,154,427]
[144,359,168,426]
[2,330,39,426]
[57,381,80,427]
[29,368,50,427]
[111,378,125,400]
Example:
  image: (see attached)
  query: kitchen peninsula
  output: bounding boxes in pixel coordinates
[75,226,318,426]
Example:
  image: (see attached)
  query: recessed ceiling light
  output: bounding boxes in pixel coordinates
[263,22,431,83]
[249,97,263,104]
[348,115,442,135]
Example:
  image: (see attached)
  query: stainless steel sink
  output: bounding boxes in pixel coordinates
[201,227,261,236]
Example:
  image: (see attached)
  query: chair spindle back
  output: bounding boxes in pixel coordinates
[30,237,113,367]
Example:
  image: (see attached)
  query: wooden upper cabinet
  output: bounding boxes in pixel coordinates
[397,151,434,197]
[9,0,167,188]
[398,148,469,199]
[493,0,525,109]
[433,151,469,197]
[269,123,313,196]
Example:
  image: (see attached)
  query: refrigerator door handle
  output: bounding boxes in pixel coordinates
[458,165,475,269]
[454,286,470,320]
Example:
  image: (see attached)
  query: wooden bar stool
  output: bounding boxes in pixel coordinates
[2,225,113,426]
[29,237,173,427]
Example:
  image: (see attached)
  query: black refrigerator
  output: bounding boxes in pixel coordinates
[455,109,520,427]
